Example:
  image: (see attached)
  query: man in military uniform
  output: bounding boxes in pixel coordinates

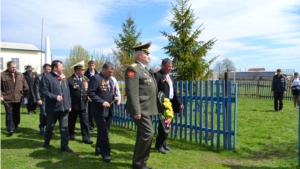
[125,42,163,169]
[84,60,99,132]
[34,63,52,135]
[67,62,93,144]
[23,65,38,114]
[154,58,184,154]
[40,60,73,153]
[87,62,119,162]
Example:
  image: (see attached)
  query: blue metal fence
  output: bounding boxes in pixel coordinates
[111,80,238,150]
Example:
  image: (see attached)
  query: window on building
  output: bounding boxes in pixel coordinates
[11,58,19,70]
[0,57,3,70]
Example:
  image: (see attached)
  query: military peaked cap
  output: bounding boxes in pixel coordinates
[132,42,152,54]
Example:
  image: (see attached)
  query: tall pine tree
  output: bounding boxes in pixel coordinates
[113,14,142,75]
[162,0,217,80]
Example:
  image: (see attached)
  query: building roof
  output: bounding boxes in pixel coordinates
[1,42,40,51]
[248,68,265,71]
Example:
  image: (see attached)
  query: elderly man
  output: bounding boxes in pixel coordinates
[87,62,119,162]
[125,42,163,169]
[40,60,73,153]
[23,65,38,114]
[34,63,52,135]
[67,62,92,144]
[154,58,184,154]
[1,61,29,135]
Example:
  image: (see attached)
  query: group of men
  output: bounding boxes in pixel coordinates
[1,42,183,169]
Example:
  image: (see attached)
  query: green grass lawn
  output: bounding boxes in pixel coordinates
[1,98,300,169]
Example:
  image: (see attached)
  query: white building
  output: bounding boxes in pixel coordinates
[1,42,45,74]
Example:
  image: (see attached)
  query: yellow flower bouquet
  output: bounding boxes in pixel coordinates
[157,91,174,133]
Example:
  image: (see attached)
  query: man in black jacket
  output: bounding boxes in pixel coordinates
[34,63,51,135]
[154,58,184,154]
[23,65,38,114]
[87,62,119,162]
[84,60,99,132]
[67,63,92,144]
[271,69,287,112]
[40,60,73,153]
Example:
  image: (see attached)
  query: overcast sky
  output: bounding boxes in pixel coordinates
[2,0,300,72]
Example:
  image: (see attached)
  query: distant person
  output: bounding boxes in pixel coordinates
[40,60,73,153]
[84,60,99,132]
[271,69,287,112]
[291,72,300,108]
[154,58,184,154]
[87,62,119,162]
[67,62,92,144]
[34,63,52,135]
[23,65,38,114]
[1,61,29,135]
[125,42,163,169]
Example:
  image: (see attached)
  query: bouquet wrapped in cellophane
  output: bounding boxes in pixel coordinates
[157,91,174,133]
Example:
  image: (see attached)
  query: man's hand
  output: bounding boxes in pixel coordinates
[37,100,43,105]
[284,91,287,94]
[180,104,184,110]
[0,97,3,101]
[134,114,141,120]
[102,101,110,108]
[57,95,63,102]
[114,97,120,105]
[69,108,72,112]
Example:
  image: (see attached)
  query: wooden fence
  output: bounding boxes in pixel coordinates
[227,80,293,99]
[111,80,238,150]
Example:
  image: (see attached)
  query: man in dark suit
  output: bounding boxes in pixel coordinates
[271,68,287,112]
[84,60,99,132]
[23,65,38,114]
[67,62,92,144]
[39,60,73,153]
[87,62,119,162]
[154,58,184,154]
[125,42,163,169]
[34,63,52,135]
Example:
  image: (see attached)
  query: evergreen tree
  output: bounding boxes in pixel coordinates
[113,14,142,75]
[162,0,217,80]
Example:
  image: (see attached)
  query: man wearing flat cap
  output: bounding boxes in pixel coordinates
[271,68,287,112]
[23,65,38,114]
[67,62,93,144]
[125,42,163,169]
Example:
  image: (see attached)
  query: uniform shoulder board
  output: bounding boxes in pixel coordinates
[130,63,137,67]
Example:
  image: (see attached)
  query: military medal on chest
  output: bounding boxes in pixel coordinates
[100,79,108,92]
[83,79,88,90]
[144,78,152,85]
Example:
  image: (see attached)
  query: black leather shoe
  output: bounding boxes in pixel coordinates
[102,156,111,162]
[156,147,166,154]
[69,134,76,140]
[61,147,74,153]
[83,140,93,144]
[44,143,50,149]
[132,165,152,169]
[163,145,172,151]
[8,130,14,136]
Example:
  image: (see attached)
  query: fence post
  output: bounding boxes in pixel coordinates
[257,80,260,98]
[224,72,228,149]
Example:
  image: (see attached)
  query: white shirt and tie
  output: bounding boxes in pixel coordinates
[165,74,174,99]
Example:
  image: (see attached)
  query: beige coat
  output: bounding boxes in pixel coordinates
[1,70,29,103]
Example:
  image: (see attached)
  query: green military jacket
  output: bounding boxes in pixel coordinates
[125,62,163,116]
